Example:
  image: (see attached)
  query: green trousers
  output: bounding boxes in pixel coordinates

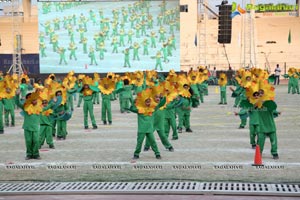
[101,99,112,122]
[134,132,160,156]
[77,93,83,107]
[24,130,40,157]
[234,96,241,107]
[240,118,247,127]
[5,109,15,126]
[178,111,191,129]
[199,92,204,103]
[220,91,227,104]
[83,100,97,127]
[120,98,131,113]
[67,94,74,111]
[249,124,258,145]
[93,92,100,104]
[164,116,178,139]
[258,132,278,156]
[40,125,54,146]
[52,120,56,136]
[145,130,172,149]
[56,120,67,138]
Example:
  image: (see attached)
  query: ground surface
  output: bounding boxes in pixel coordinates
[0,83,299,183]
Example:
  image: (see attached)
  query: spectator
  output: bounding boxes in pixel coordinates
[274,64,281,85]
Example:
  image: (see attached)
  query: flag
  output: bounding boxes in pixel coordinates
[288,29,291,44]
[194,33,197,47]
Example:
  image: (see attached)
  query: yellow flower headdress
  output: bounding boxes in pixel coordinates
[151,84,165,99]
[245,82,260,106]
[67,70,75,77]
[121,75,132,85]
[132,71,144,87]
[24,92,43,115]
[218,73,227,86]
[3,76,17,99]
[241,71,254,88]
[259,80,275,102]
[98,77,115,95]
[162,81,178,104]
[106,72,115,79]
[82,76,94,86]
[33,83,44,92]
[81,76,95,96]
[177,76,191,98]
[20,74,30,84]
[93,72,100,82]
[51,84,67,105]
[78,74,86,81]
[145,70,158,87]
[135,88,157,116]
[187,71,199,84]
[39,89,53,116]
[0,81,6,99]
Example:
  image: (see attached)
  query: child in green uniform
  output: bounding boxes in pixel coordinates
[118,78,133,113]
[39,90,55,149]
[79,77,98,129]
[144,85,174,152]
[177,80,193,133]
[218,73,227,104]
[98,77,115,125]
[3,88,15,127]
[128,88,166,159]
[163,81,180,140]
[15,90,56,160]
[257,88,280,159]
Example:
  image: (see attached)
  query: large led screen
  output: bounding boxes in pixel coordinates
[38,0,180,73]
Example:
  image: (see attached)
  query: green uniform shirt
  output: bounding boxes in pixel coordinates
[258,103,277,133]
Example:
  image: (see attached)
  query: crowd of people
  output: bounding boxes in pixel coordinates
[0,66,299,160]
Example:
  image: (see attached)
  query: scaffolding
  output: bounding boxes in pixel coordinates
[197,0,207,67]
[7,0,24,76]
[242,0,257,68]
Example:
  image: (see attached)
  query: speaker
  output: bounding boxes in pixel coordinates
[180,5,188,12]
[218,5,232,44]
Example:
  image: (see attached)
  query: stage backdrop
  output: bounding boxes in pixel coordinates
[38,0,180,74]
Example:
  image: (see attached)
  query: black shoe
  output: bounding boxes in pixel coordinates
[273,154,279,160]
[84,126,88,129]
[186,128,193,132]
[0,130,4,134]
[93,125,98,129]
[239,126,245,129]
[33,156,41,160]
[103,121,107,125]
[172,137,178,140]
[49,145,55,149]
[144,147,150,151]
[178,128,182,133]
[156,155,162,159]
[168,147,174,152]
[251,144,256,149]
[25,156,32,160]
[109,121,112,125]
[133,155,139,159]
